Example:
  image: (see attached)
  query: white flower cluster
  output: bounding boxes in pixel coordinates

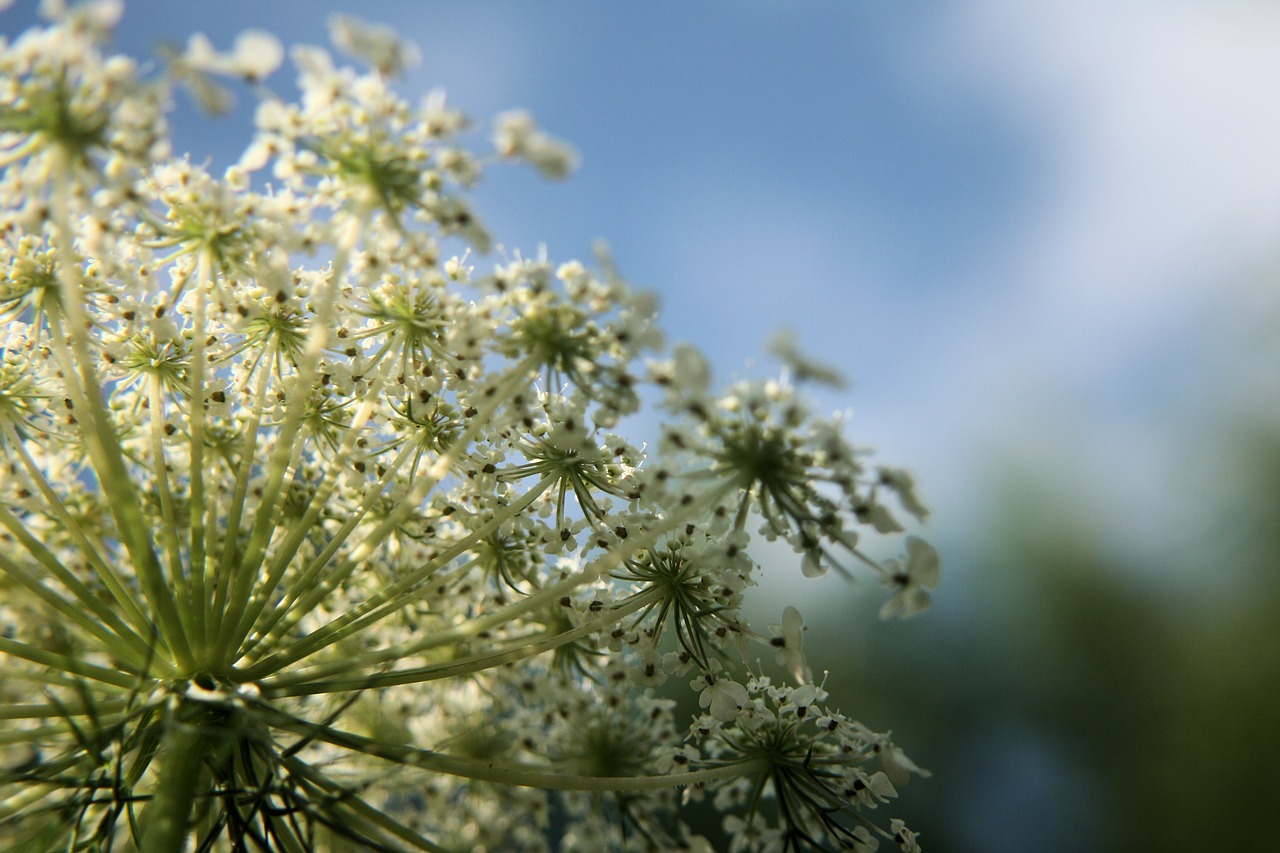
[0,4,936,851]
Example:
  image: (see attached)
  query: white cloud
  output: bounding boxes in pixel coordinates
[928,1,1280,366]
[905,1,1280,559]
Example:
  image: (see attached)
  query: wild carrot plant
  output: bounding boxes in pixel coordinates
[0,4,935,850]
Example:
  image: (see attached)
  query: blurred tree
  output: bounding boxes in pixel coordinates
[803,416,1280,852]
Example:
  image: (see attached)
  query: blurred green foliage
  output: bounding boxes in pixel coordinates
[809,418,1280,852]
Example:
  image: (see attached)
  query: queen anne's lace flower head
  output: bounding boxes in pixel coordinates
[0,6,937,851]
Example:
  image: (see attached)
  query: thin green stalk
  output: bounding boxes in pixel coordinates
[242,433,410,643]
[264,586,661,694]
[225,373,404,659]
[212,340,276,634]
[247,479,736,680]
[47,152,194,671]
[0,504,159,667]
[188,247,213,659]
[5,425,152,635]
[212,430,304,659]
[0,547,154,672]
[265,708,766,792]
[0,637,139,689]
[237,358,543,670]
[221,212,366,628]
[147,374,192,629]
[0,783,59,823]
[276,753,450,852]
[0,699,131,720]
[242,472,554,678]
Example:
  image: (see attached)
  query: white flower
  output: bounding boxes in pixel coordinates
[875,739,932,786]
[723,814,783,852]
[0,12,935,850]
[692,667,749,722]
[878,465,929,520]
[493,110,580,179]
[890,818,922,852]
[879,535,940,619]
[628,650,668,687]
[40,0,122,34]
[328,13,421,77]
[769,605,813,684]
[856,497,904,533]
[182,30,283,81]
[776,682,821,719]
[769,327,847,388]
[850,825,881,852]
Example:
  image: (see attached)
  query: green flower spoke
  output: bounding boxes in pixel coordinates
[275,753,451,853]
[266,708,766,793]
[0,548,155,671]
[4,430,153,636]
[186,248,214,658]
[47,153,195,671]
[0,637,139,689]
[267,586,661,693]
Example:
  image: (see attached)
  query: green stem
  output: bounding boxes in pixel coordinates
[212,341,275,633]
[138,712,208,852]
[0,545,152,672]
[254,479,737,680]
[246,471,555,676]
[239,361,543,676]
[276,753,450,852]
[147,374,191,628]
[0,637,140,689]
[227,374,408,659]
[5,425,152,636]
[267,586,661,693]
[47,150,194,670]
[264,708,764,792]
[222,212,366,631]
[188,248,213,659]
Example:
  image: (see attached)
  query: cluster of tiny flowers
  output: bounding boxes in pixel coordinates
[693,677,928,853]
[0,3,936,851]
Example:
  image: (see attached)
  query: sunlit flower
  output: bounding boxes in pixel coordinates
[0,6,935,851]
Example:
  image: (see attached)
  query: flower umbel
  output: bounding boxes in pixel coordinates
[0,7,937,852]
